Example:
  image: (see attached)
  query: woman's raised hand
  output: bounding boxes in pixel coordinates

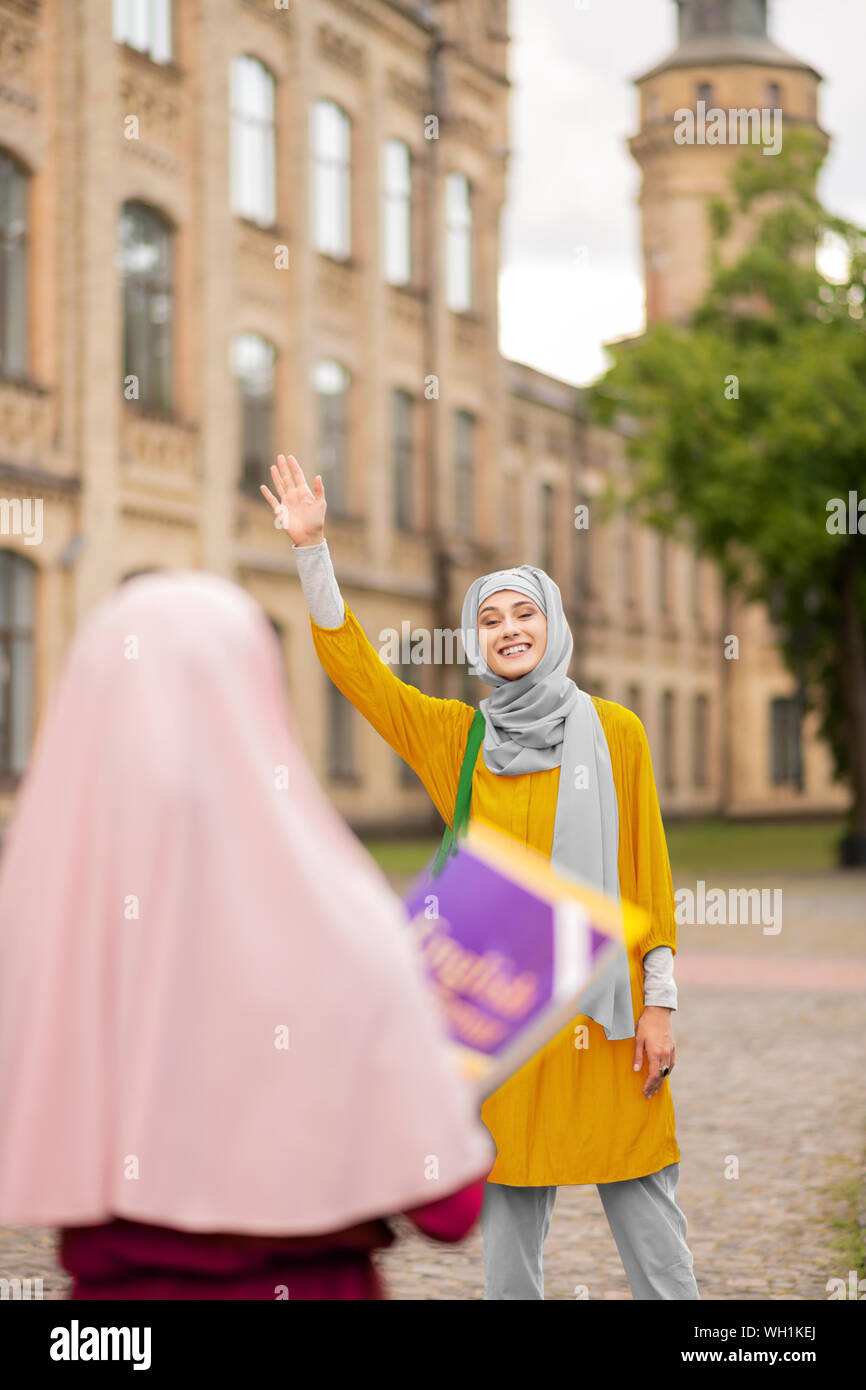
[260,455,327,547]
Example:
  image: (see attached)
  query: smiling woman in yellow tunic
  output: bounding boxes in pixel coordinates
[261,454,699,1302]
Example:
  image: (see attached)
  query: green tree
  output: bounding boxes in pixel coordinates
[590,129,866,863]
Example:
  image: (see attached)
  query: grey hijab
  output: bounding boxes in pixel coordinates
[461,564,635,1041]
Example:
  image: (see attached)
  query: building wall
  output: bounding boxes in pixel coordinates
[0,0,849,836]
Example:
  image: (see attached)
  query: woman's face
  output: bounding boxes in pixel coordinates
[477,589,547,680]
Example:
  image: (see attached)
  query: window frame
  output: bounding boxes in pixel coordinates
[445,171,473,313]
[311,99,352,260]
[0,150,29,380]
[0,550,36,782]
[382,137,412,286]
[230,54,277,230]
[118,199,175,415]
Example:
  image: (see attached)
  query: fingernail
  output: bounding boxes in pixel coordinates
[633,1064,640,1071]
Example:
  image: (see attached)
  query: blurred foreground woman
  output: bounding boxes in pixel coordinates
[0,572,493,1298]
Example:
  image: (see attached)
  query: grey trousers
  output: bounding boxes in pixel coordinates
[481,1162,700,1300]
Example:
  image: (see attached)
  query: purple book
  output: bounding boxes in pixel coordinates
[404,820,635,1098]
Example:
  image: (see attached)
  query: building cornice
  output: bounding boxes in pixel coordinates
[635,36,822,84]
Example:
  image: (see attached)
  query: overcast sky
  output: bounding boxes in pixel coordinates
[499,0,866,385]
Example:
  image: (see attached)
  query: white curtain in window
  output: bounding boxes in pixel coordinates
[445,172,472,311]
[230,56,276,227]
[311,100,351,259]
[113,0,172,63]
[382,139,411,285]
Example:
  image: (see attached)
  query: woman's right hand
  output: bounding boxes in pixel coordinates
[260,454,327,547]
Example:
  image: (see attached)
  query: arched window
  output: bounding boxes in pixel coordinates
[113,0,172,63]
[0,551,36,778]
[382,138,412,285]
[313,359,350,514]
[311,100,351,259]
[0,151,28,378]
[230,56,276,228]
[118,201,174,413]
[231,333,276,494]
[696,82,714,109]
[445,173,472,311]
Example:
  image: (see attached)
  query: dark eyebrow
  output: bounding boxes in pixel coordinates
[479,599,539,619]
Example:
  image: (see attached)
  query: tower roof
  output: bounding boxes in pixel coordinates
[635,0,822,83]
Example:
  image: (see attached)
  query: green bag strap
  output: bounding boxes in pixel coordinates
[430,709,486,879]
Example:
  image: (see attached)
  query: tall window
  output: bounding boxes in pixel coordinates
[391,389,414,531]
[627,684,642,722]
[230,56,276,228]
[445,172,472,311]
[118,201,173,413]
[766,82,782,109]
[0,152,27,378]
[622,520,637,606]
[696,82,714,107]
[0,552,35,778]
[313,359,350,515]
[661,690,676,791]
[454,410,475,536]
[113,0,172,63]
[268,615,289,693]
[770,697,801,787]
[382,139,412,285]
[540,482,555,575]
[231,333,275,494]
[658,534,670,614]
[577,523,593,599]
[691,551,703,624]
[693,692,709,788]
[311,100,351,259]
[327,680,356,781]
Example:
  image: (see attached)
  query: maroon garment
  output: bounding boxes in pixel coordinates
[60,1178,487,1300]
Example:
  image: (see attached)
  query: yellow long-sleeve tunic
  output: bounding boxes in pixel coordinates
[311,605,680,1187]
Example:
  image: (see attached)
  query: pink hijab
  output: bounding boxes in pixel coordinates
[0,572,493,1232]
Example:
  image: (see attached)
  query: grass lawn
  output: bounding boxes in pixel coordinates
[362,817,849,885]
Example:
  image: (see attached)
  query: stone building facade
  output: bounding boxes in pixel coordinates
[0,0,848,835]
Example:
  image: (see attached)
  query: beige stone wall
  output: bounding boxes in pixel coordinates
[0,0,849,836]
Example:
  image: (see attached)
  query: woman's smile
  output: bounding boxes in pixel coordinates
[478,590,548,679]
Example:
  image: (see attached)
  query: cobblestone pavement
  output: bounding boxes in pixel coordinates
[2,870,864,1302]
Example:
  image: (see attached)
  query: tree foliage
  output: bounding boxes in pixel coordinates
[589,129,866,839]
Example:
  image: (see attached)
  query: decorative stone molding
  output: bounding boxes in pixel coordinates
[118,50,184,166]
[386,283,425,335]
[0,6,39,104]
[450,112,491,153]
[0,378,52,467]
[317,254,359,314]
[120,409,199,489]
[386,68,430,112]
[239,0,295,29]
[452,311,483,356]
[317,22,366,76]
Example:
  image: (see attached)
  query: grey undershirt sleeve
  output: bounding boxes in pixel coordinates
[642,945,677,1010]
[292,537,345,628]
[292,537,678,1010]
